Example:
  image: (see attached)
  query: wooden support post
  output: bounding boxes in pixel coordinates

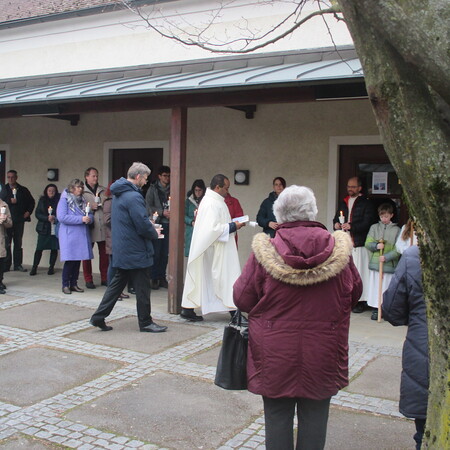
[168,107,187,314]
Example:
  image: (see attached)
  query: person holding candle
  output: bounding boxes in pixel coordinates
[82,167,109,289]
[333,176,376,313]
[90,162,167,333]
[256,177,286,238]
[4,170,35,272]
[0,198,13,293]
[57,179,94,294]
[365,203,401,320]
[145,165,171,290]
[184,179,206,257]
[29,184,60,276]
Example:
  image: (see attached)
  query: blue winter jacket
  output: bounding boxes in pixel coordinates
[382,246,429,419]
[110,177,158,269]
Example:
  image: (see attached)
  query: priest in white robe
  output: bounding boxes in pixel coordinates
[181,174,245,321]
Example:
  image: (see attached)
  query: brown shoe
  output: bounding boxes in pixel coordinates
[62,287,71,295]
[70,285,84,293]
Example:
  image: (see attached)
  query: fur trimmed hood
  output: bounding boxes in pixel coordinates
[252,228,353,286]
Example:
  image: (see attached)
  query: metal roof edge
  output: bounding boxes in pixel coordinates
[0,1,172,30]
[0,45,357,85]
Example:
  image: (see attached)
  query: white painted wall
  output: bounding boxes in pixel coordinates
[0,0,353,78]
[0,99,379,271]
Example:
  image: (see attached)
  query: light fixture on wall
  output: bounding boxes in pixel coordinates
[234,170,250,185]
[47,169,59,181]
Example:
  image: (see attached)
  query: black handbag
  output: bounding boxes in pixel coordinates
[214,310,248,390]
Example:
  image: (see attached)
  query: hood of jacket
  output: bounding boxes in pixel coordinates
[252,222,353,286]
[110,177,139,197]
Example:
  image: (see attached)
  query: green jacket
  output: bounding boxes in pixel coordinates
[184,195,199,257]
[365,222,400,273]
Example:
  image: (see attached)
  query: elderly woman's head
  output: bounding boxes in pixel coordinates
[273,185,318,223]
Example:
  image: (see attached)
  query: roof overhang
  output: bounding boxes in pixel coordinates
[0,47,367,119]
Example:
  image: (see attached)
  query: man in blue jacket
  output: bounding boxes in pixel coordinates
[90,162,167,333]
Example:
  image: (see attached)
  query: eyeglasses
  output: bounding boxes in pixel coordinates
[347,185,359,189]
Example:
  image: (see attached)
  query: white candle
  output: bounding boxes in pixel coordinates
[167,196,171,211]
[152,211,158,222]
[12,188,17,199]
[48,206,53,216]
[85,202,91,216]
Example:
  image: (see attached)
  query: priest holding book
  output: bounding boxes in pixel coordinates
[181,174,245,322]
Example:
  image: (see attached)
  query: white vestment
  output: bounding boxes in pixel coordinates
[182,188,241,314]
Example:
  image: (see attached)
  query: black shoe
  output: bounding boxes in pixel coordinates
[0,288,5,295]
[47,266,55,275]
[150,279,159,290]
[101,281,108,286]
[14,265,27,272]
[159,278,168,289]
[90,319,113,331]
[371,310,378,321]
[0,283,6,290]
[29,266,37,276]
[140,322,168,333]
[352,302,365,313]
[3,268,10,273]
[85,282,96,289]
[62,287,71,295]
[180,308,204,322]
[70,285,84,293]
[128,287,136,295]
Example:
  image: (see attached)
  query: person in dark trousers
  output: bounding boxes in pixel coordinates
[30,184,60,276]
[145,165,170,290]
[234,185,362,450]
[256,176,286,238]
[333,176,376,313]
[4,170,35,272]
[383,245,428,449]
[90,162,167,333]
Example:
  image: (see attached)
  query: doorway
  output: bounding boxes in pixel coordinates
[338,145,407,225]
[111,147,163,197]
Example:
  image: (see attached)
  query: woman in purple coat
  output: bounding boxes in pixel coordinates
[234,186,362,450]
[57,179,94,294]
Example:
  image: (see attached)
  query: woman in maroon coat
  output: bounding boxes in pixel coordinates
[234,186,362,450]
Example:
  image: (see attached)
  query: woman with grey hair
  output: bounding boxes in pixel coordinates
[234,185,362,450]
[57,179,94,294]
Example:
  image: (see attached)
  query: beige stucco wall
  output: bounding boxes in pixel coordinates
[0,99,379,273]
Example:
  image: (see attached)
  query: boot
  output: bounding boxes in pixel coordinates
[47,266,55,275]
[29,266,38,276]
[180,308,203,322]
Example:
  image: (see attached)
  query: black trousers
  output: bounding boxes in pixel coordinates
[91,266,152,329]
[263,396,331,450]
[414,418,426,450]
[5,221,25,269]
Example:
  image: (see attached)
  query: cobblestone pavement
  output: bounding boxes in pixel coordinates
[0,288,405,449]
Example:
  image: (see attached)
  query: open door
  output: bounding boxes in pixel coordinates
[339,145,407,225]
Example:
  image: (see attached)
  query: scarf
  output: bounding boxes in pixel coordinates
[66,190,86,214]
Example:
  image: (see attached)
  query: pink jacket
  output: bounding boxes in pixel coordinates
[233,221,362,400]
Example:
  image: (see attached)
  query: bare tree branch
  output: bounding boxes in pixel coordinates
[123,0,342,54]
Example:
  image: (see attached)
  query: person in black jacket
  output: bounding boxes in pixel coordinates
[90,162,167,333]
[30,184,60,276]
[4,170,35,272]
[256,177,286,238]
[333,176,376,312]
[383,245,428,449]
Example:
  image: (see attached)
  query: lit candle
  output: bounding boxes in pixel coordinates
[338,211,345,228]
[48,206,53,216]
[167,196,171,211]
[85,202,91,216]
[152,211,158,222]
[12,188,17,199]
[48,206,56,235]
[194,209,198,218]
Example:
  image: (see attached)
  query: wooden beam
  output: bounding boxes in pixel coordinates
[167,107,187,314]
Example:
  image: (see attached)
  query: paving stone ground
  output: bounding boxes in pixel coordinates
[0,269,416,449]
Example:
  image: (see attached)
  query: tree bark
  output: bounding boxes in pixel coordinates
[338,1,450,447]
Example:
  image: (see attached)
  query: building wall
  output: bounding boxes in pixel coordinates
[0,99,379,270]
[0,0,353,78]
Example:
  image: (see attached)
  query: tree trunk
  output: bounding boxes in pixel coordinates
[337,1,450,447]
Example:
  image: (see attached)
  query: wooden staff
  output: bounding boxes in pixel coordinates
[377,239,385,323]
